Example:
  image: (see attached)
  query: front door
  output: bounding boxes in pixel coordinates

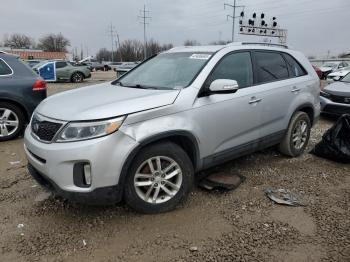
[191,51,262,164]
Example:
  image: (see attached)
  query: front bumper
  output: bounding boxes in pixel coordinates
[24,126,138,204]
[320,96,350,115]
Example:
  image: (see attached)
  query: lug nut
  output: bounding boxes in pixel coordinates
[161,181,165,185]
[154,183,158,187]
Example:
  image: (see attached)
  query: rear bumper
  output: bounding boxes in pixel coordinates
[27,163,122,205]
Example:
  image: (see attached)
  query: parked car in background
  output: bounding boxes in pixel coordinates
[108,62,124,71]
[115,62,139,78]
[312,65,322,79]
[320,72,350,115]
[24,59,42,68]
[319,61,349,79]
[24,43,320,213]
[0,51,46,141]
[326,66,350,83]
[33,60,91,83]
[85,60,111,71]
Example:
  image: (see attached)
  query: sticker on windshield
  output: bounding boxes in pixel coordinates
[189,54,211,60]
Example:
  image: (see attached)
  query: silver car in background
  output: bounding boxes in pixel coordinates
[24,42,320,213]
[321,72,350,115]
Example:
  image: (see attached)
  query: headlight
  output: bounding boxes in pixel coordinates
[56,116,125,142]
[320,91,331,98]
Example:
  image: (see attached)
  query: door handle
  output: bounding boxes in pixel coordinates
[291,86,301,93]
[249,97,262,104]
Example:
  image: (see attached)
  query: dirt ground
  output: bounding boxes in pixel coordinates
[0,72,349,262]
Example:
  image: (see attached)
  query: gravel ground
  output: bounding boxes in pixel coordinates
[0,74,349,262]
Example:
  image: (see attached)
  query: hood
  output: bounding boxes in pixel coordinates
[319,66,334,72]
[324,81,350,96]
[36,82,180,121]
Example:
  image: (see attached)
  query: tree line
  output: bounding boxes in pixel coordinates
[1,33,70,52]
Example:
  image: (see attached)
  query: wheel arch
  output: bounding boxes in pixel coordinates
[118,131,200,195]
[294,103,315,126]
[0,97,30,122]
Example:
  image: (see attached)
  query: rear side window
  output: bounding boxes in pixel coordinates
[283,54,307,77]
[254,51,289,83]
[207,52,253,88]
[56,62,67,69]
[0,59,13,75]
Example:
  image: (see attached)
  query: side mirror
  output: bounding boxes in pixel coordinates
[333,76,341,81]
[209,79,239,94]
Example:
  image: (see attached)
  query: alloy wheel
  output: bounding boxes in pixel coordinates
[134,156,183,204]
[292,119,308,150]
[0,108,19,138]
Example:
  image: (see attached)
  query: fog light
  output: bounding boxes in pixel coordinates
[83,164,92,185]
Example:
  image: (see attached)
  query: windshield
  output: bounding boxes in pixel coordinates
[340,73,350,83]
[113,52,212,89]
[322,62,337,68]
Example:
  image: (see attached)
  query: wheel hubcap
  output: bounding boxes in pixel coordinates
[134,156,182,204]
[0,108,19,137]
[292,120,308,150]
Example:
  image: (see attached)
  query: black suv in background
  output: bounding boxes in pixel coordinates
[0,52,47,141]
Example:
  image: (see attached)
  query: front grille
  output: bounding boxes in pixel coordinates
[31,115,63,142]
[329,94,350,104]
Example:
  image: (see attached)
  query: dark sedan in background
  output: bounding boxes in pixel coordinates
[320,72,350,116]
[0,51,46,141]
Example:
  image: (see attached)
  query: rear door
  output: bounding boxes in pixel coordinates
[251,51,294,143]
[251,50,308,144]
[55,61,70,80]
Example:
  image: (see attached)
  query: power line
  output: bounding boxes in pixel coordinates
[138,5,151,60]
[224,0,245,42]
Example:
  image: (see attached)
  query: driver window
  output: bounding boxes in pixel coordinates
[206,52,253,89]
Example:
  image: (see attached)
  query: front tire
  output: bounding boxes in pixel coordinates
[279,111,311,157]
[0,102,25,142]
[124,142,194,214]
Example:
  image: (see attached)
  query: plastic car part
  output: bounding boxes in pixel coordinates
[265,188,305,206]
[199,173,246,191]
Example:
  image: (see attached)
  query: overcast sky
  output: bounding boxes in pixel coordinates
[2,0,349,57]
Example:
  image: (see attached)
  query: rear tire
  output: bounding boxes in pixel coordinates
[124,142,194,214]
[0,102,25,142]
[71,72,84,83]
[279,111,311,157]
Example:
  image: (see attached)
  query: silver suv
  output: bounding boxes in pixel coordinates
[24,43,320,213]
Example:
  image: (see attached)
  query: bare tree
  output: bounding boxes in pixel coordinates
[338,52,350,58]
[3,33,35,49]
[38,33,70,52]
[184,39,201,46]
[96,48,112,62]
[209,40,229,45]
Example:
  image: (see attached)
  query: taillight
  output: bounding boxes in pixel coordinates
[32,80,47,91]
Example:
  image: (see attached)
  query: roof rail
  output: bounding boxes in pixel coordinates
[227,42,289,49]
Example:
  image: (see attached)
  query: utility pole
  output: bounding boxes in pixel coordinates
[107,23,116,62]
[224,1,244,42]
[138,5,151,60]
[116,33,122,62]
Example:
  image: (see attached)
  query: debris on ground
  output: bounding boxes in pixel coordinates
[189,246,198,252]
[17,224,24,229]
[34,191,52,202]
[311,114,350,163]
[199,173,246,191]
[9,161,21,165]
[83,240,87,247]
[264,188,306,206]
